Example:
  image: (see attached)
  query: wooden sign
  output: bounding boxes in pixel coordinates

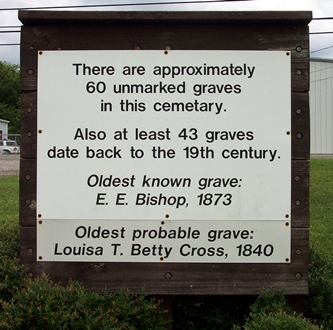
[20,10,311,295]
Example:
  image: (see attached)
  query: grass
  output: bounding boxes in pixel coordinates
[0,161,333,329]
[0,175,19,258]
[310,158,333,260]
[1,160,332,256]
[1,160,333,262]
[0,175,19,223]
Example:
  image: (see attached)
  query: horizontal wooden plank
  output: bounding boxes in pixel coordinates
[292,92,310,159]
[20,92,37,159]
[20,227,308,295]
[19,158,36,227]
[20,88,310,161]
[21,21,309,91]
[19,159,309,228]
[291,160,309,228]
[19,12,310,296]
[291,56,309,92]
[19,10,312,24]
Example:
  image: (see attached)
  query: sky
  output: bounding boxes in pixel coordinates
[1,0,333,64]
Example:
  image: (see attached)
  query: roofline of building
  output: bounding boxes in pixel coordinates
[310,57,333,63]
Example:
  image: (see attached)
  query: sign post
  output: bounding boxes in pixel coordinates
[20,11,311,296]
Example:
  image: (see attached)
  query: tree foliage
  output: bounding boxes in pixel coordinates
[0,61,20,134]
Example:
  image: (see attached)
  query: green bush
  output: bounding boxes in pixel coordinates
[233,290,321,330]
[0,177,169,329]
[0,202,25,303]
[239,310,320,330]
[0,209,19,259]
[0,256,26,303]
[0,274,168,330]
[306,245,333,328]
[248,288,291,315]
[3,169,333,329]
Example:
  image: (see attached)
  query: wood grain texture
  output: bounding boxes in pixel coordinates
[19,10,312,24]
[292,93,310,160]
[291,160,309,228]
[20,13,310,92]
[20,227,308,295]
[19,159,309,228]
[20,92,37,159]
[19,158,36,227]
[19,11,310,295]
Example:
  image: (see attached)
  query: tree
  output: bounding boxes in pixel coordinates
[0,61,20,134]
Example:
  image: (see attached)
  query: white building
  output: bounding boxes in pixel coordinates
[310,58,333,155]
[0,119,9,140]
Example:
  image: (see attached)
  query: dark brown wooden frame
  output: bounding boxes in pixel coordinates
[19,10,311,295]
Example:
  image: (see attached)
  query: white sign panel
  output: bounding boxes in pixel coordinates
[37,220,289,263]
[37,50,291,262]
